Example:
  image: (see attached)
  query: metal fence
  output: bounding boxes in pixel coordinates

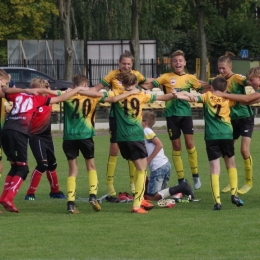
[0,58,171,86]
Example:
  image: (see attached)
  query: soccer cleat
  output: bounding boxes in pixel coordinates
[24,194,36,201]
[213,203,221,210]
[0,198,19,213]
[49,191,67,199]
[89,194,101,212]
[178,178,186,184]
[222,184,231,193]
[157,199,175,208]
[105,195,120,203]
[193,176,201,190]
[231,195,244,207]
[118,192,133,202]
[179,180,195,198]
[131,207,148,214]
[67,201,79,214]
[140,199,154,210]
[237,184,252,195]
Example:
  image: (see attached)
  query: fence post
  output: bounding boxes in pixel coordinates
[23,59,26,67]
[151,59,154,78]
[57,60,60,79]
[88,59,92,87]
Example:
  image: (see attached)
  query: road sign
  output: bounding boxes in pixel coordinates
[240,49,249,58]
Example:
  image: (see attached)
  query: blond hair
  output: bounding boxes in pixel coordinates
[218,51,235,64]
[116,72,137,86]
[72,74,88,87]
[119,50,134,63]
[30,78,49,88]
[0,69,10,87]
[246,66,260,79]
[171,50,185,60]
[142,111,156,128]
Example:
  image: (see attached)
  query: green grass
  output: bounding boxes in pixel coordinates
[1,130,260,259]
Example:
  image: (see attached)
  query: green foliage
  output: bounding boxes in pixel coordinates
[0,0,59,40]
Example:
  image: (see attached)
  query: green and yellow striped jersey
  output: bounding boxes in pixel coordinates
[153,72,202,117]
[209,74,253,120]
[197,92,236,140]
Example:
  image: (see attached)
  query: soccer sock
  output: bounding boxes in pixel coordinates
[187,147,198,176]
[88,169,98,195]
[158,188,171,199]
[244,156,253,186]
[210,174,221,204]
[46,170,60,193]
[106,155,117,196]
[133,170,146,208]
[0,175,13,200]
[26,169,43,195]
[172,150,184,180]
[5,175,24,201]
[128,160,136,194]
[67,176,76,202]
[228,168,238,196]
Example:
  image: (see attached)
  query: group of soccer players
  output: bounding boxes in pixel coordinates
[0,48,258,213]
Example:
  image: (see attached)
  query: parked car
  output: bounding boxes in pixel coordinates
[1,67,72,90]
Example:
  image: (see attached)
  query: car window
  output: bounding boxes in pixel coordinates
[22,71,32,82]
[30,72,50,81]
[6,70,20,82]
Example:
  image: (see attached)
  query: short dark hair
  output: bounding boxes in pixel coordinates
[212,77,227,92]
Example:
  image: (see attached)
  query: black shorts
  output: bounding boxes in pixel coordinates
[109,116,117,143]
[117,141,147,161]
[166,116,194,140]
[206,139,234,161]
[29,135,56,164]
[1,129,28,162]
[232,116,254,139]
[63,138,94,160]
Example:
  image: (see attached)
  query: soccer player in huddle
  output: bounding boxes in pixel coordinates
[92,50,154,201]
[173,77,244,210]
[142,111,194,208]
[106,71,178,213]
[24,78,66,201]
[204,52,254,195]
[142,50,203,190]
[63,74,140,214]
[0,73,85,213]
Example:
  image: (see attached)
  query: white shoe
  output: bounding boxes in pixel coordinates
[193,176,201,190]
[157,199,175,208]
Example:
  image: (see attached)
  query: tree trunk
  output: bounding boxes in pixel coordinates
[58,0,73,81]
[130,0,142,71]
[197,5,207,81]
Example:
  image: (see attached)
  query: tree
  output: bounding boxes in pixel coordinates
[0,0,58,40]
[58,0,73,81]
[130,0,142,71]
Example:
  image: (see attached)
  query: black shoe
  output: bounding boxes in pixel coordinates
[105,195,120,203]
[89,194,101,212]
[213,203,221,210]
[67,201,79,214]
[178,178,186,184]
[179,181,195,199]
[50,191,67,199]
[231,195,244,207]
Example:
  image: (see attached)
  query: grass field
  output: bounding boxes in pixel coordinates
[1,129,260,260]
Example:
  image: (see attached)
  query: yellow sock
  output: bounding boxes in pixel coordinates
[172,150,184,180]
[210,174,221,204]
[128,160,136,193]
[88,169,98,195]
[133,170,146,208]
[187,147,198,175]
[106,155,117,196]
[67,176,76,202]
[227,168,238,196]
[244,156,253,186]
